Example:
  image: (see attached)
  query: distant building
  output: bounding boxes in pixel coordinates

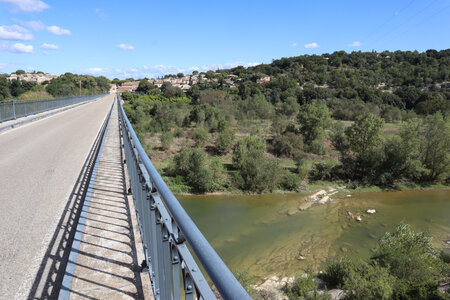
[7,73,58,84]
[256,76,271,83]
[118,81,139,93]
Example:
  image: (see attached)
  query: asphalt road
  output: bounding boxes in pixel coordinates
[0,94,114,299]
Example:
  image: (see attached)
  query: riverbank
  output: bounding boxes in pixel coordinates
[174,180,449,197]
[178,189,450,281]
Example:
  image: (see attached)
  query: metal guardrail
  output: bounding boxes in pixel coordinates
[0,94,107,123]
[118,95,251,300]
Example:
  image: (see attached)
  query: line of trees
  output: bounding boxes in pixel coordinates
[0,72,110,100]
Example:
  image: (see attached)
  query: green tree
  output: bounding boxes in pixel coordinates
[136,79,152,94]
[160,132,173,150]
[419,112,450,181]
[215,129,235,154]
[345,113,384,180]
[232,135,266,169]
[297,103,332,145]
[171,148,214,193]
[192,127,209,147]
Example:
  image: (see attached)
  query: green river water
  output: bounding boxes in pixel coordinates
[178,190,450,280]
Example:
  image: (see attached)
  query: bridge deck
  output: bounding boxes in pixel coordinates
[59,103,153,299]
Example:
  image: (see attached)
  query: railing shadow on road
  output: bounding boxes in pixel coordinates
[26,104,119,300]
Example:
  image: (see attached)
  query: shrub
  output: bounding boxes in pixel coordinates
[309,161,335,181]
[234,157,282,193]
[283,273,331,300]
[280,171,301,191]
[232,135,266,169]
[342,262,394,300]
[306,139,326,155]
[215,129,235,154]
[159,132,173,150]
[321,258,355,288]
[192,127,209,147]
[273,132,303,157]
[170,148,214,193]
[174,127,185,138]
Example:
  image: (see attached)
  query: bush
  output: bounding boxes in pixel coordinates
[174,127,185,137]
[170,148,214,193]
[215,129,235,154]
[232,135,266,169]
[280,171,301,191]
[234,157,282,193]
[306,139,326,155]
[283,273,331,300]
[342,262,394,300]
[160,132,173,150]
[321,258,356,288]
[309,162,335,181]
[273,132,304,157]
[192,127,209,147]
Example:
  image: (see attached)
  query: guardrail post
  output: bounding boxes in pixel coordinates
[12,99,16,120]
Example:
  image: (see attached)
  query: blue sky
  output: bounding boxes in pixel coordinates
[0,0,449,79]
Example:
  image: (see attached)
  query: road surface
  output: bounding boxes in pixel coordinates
[0,95,114,299]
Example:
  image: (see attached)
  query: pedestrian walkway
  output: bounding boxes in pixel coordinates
[59,103,153,299]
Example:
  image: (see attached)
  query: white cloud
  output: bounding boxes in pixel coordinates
[0,25,33,40]
[117,43,135,51]
[46,25,71,36]
[291,43,297,47]
[304,42,319,49]
[87,67,104,74]
[41,43,58,50]
[349,41,362,47]
[14,19,45,31]
[0,41,33,53]
[85,62,261,79]
[0,0,49,12]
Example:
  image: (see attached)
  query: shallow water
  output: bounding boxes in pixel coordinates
[178,190,450,280]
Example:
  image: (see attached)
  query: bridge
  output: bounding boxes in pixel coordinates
[0,95,250,299]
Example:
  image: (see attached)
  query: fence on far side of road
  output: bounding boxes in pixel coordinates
[0,94,107,123]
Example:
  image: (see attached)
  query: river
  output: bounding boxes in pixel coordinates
[178,190,450,280]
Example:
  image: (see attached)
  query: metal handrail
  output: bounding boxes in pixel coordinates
[118,95,250,300]
[0,94,108,123]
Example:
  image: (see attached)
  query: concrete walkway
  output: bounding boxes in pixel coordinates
[59,103,152,299]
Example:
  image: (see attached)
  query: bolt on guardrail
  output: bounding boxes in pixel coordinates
[118,95,251,300]
[0,94,107,123]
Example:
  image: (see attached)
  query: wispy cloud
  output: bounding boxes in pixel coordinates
[349,41,362,47]
[304,42,319,49]
[14,19,45,31]
[41,42,58,50]
[0,25,33,40]
[0,0,49,12]
[0,41,33,53]
[291,43,298,47]
[85,62,261,79]
[46,25,71,36]
[117,43,135,51]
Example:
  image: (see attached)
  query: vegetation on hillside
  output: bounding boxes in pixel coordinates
[0,71,110,100]
[122,49,449,194]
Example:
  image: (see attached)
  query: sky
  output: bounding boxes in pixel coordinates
[0,0,449,79]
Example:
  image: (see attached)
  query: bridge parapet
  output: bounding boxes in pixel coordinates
[0,94,107,123]
[118,95,251,300]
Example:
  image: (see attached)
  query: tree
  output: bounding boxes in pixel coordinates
[192,127,209,147]
[177,72,184,78]
[14,69,25,75]
[232,135,266,169]
[136,79,152,94]
[0,75,11,100]
[215,129,235,154]
[297,103,332,145]
[344,113,384,180]
[419,112,450,181]
[171,148,214,193]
